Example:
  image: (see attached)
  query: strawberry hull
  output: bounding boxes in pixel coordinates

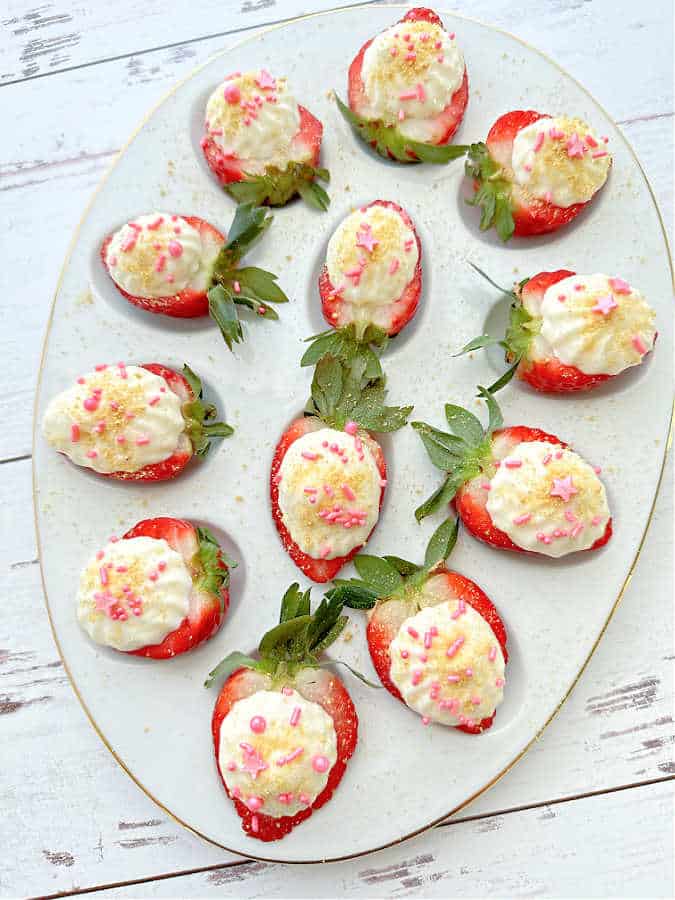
[212,667,358,841]
[319,200,423,336]
[122,517,230,659]
[367,570,508,734]
[100,216,225,318]
[270,416,387,583]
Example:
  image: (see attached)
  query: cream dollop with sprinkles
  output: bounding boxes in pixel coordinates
[360,20,464,142]
[486,441,610,557]
[511,116,611,207]
[325,205,418,336]
[219,688,337,818]
[277,426,382,560]
[529,273,656,376]
[77,536,192,652]
[106,214,219,300]
[205,71,306,174]
[389,587,506,728]
[42,364,186,474]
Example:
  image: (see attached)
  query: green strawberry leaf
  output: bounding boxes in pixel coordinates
[207,285,243,350]
[336,94,468,164]
[486,360,521,394]
[414,474,465,522]
[465,143,515,242]
[478,385,504,433]
[454,334,506,355]
[423,517,459,570]
[444,403,485,447]
[225,162,330,210]
[234,267,289,304]
[279,582,312,623]
[327,579,380,610]
[219,203,273,266]
[383,556,420,576]
[410,422,465,471]
[203,651,259,688]
[301,324,387,376]
[180,363,234,453]
[194,526,235,609]
[319,659,382,689]
[353,555,403,595]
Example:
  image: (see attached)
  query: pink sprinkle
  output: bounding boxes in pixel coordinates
[585,133,599,148]
[594,466,602,475]
[345,421,358,435]
[591,515,603,526]
[421,716,431,726]
[96,551,104,561]
[149,395,162,407]
[592,150,608,159]
[70,424,80,442]
[434,39,442,49]
[632,335,647,355]
[99,567,108,585]
[312,755,330,774]
[524,163,532,173]
[83,396,99,412]
[94,364,107,372]
[407,627,419,640]
[542,454,553,466]
[154,254,166,273]
[602,135,609,143]
[250,716,266,734]
[278,793,293,805]
[481,482,491,491]
[158,561,166,572]
[566,132,586,158]
[282,687,293,696]
[380,478,388,488]
[533,131,545,152]
[544,191,553,203]
[400,649,409,660]
[251,815,259,833]
[86,449,98,459]
[419,653,428,663]
[451,599,466,620]
[411,669,423,686]
[488,646,497,662]
[223,82,241,104]
[424,631,433,650]
[231,786,241,799]
[549,127,565,140]
[116,565,128,573]
[420,32,429,42]
[115,435,126,445]
[513,513,531,525]
[247,796,263,811]
[403,32,410,40]
[416,82,426,101]
[255,69,276,90]
[504,458,522,468]
[135,435,150,446]
[226,761,237,772]
[564,510,577,524]
[301,451,319,461]
[449,31,456,39]
[398,89,418,101]
[446,636,465,658]
[173,226,181,234]
[557,294,566,303]
[147,216,164,231]
[77,377,86,384]
[496,677,505,688]
[447,674,461,684]
[290,706,302,727]
[276,747,304,766]
[388,257,400,275]
[341,483,356,502]
[555,450,563,459]
[168,240,183,258]
[571,522,585,538]
[609,277,631,294]
[299,793,311,806]
[437,54,444,63]
[390,46,398,57]
[405,52,416,61]
[471,696,481,706]
[404,238,414,252]
[148,571,158,582]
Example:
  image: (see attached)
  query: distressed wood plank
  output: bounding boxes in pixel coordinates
[1,457,671,895]
[74,781,675,898]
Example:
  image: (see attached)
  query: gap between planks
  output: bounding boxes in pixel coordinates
[0,0,384,89]
[38,774,675,900]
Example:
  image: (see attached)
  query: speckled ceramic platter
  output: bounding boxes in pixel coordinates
[33,4,672,863]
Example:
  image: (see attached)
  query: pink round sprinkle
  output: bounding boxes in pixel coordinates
[247,796,263,811]
[83,396,99,412]
[312,755,330,774]
[250,716,266,734]
[168,240,183,258]
[226,761,237,772]
[158,561,167,572]
[421,716,431,726]
[223,82,241,104]
[299,793,311,806]
[86,449,98,459]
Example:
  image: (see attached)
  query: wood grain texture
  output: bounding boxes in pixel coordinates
[1,1,673,897]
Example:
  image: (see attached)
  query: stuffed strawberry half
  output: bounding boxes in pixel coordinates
[206,584,359,841]
[201,69,329,209]
[465,111,612,240]
[101,205,288,349]
[42,362,232,481]
[330,518,507,733]
[337,7,469,163]
[303,200,422,373]
[77,518,234,658]
[412,388,612,556]
[271,355,412,583]
[459,266,657,393]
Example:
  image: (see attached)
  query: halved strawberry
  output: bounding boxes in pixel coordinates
[457,264,652,393]
[202,68,329,210]
[337,8,469,163]
[207,585,359,841]
[101,205,289,349]
[270,355,412,582]
[465,109,612,240]
[412,387,612,554]
[122,517,233,659]
[330,517,508,733]
[104,363,233,483]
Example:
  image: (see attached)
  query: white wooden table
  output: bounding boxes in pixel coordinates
[1,1,672,896]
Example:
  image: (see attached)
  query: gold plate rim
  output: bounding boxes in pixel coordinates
[31,2,674,866]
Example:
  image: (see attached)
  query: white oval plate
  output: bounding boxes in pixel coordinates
[33,4,672,863]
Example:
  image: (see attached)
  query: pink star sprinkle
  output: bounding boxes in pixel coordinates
[550,475,578,503]
[356,227,379,253]
[566,132,586,158]
[608,276,631,294]
[239,744,268,779]
[255,69,276,90]
[592,294,618,315]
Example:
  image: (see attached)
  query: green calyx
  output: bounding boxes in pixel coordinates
[411,388,503,521]
[335,94,469,164]
[301,324,388,379]
[305,353,412,433]
[328,517,459,611]
[204,583,348,687]
[207,203,289,350]
[455,264,539,393]
[180,364,234,455]
[225,161,331,211]
[465,142,515,242]
[193,526,237,613]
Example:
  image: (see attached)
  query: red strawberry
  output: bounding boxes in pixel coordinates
[412,388,612,555]
[102,363,233,482]
[207,585,358,841]
[338,8,469,163]
[330,517,508,733]
[465,109,612,240]
[270,356,411,583]
[122,517,233,659]
[318,200,422,339]
[101,205,289,349]
[458,264,654,394]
